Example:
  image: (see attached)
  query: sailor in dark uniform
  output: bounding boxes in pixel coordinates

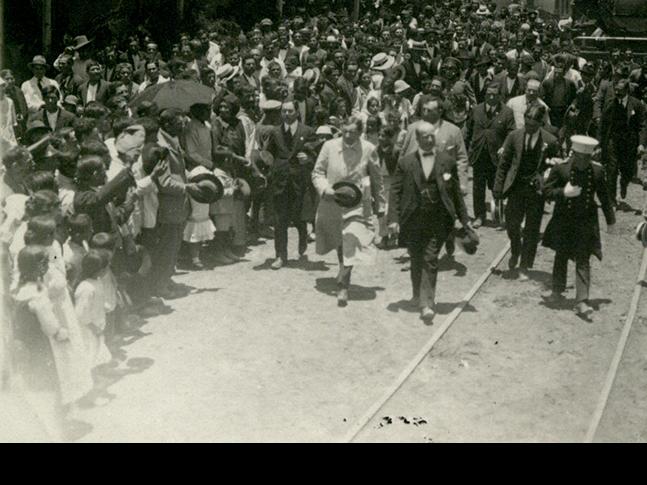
[542,135,616,318]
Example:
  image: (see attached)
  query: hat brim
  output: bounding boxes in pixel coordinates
[74,39,93,50]
[371,57,395,71]
[189,172,225,204]
[332,181,362,208]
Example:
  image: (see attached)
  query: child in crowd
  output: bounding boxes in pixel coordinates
[62,213,92,289]
[74,249,112,367]
[184,166,217,269]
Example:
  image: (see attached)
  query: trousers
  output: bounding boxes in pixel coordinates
[472,151,496,220]
[336,247,353,289]
[152,223,184,290]
[552,251,591,303]
[605,139,637,203]
[505,183,545,269]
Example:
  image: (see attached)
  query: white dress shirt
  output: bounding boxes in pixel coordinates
[46,109,59,129]
[21,77,60,112]
[86,82,98,103]
[524,131,540,151]
[418,149,435,179]
[284,121,298,136]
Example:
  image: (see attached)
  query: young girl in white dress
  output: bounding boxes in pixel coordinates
[74,249,112,367]
[184,166,217,269]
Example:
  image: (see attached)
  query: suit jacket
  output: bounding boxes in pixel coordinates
[542,160,615,261]
[264,122,317,196]
[598,95,647,158]
[77,79,112,106]
[541,76,577,112]
[30,107,76,131]
[399,119,469,173]
[466,102,516,165]
[494,71,523,102]
[295,97,318,127]
[400,59,431,95]
[494,128,559,197]
[469,72,495,105]
[156,130,191,224]
[237,72,261,92]
[388,150,469,247]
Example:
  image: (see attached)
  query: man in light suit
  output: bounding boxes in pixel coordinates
[21,55,60,113]
[506,78,551,129]
[388,122,472,323]
[154,108,200,299]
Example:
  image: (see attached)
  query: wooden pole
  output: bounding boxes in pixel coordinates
[42,0,53,57]
[0,0,5,69]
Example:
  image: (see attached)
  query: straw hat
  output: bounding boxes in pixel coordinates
[370,53,395,71]
[28,55,49,69]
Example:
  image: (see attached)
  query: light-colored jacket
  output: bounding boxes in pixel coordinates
[20,77,60,112]
[506,95,551,129]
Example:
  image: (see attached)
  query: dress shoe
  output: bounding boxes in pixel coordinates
[190,258,205,270]
[298,240,308,257]
[271,258,285,270]
[212,252,235,265]
[574,301,593,318]
[420,307,435,323]
[543,291,565,304]
[307,233,316,243]
[508,252,520,270]
[472,217,484,229]
[518,268,530,282]
[337,289,348,307]
[224,248,241,261]
[259,226,274,239]
[155,286,182,300]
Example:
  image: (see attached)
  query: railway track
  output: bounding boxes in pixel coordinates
[344,231,647,443]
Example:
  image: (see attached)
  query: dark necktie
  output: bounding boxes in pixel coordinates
[525,134,532,152]
[37,79,46,97]
[284,126,293,147]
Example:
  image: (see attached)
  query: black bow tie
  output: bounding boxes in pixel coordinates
[421,151,434,157]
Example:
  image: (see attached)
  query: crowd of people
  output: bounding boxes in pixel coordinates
[1,0,647,421]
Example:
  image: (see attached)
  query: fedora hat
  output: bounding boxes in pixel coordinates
[28,55,49,69]
[332,181,362,209]
[188,166,224,204]
[455,226,480,255]
[370,53,395,71]
[216,63,238,82]
[22,120,52,147]
[72,35,92,50]
[636,221,647,248]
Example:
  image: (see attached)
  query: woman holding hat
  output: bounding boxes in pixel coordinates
[312,115,385,307]
[542,135,616,318]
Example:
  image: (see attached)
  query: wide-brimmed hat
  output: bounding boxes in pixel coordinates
[216,63,239,82]
[370,53,395,71]
[188,166,224,204]
[22,120,52,147]
[28,55,49,69]
[72,35,92,50]
[332,181,362,209]
[636,221,647,247]
[455,226,480,255]
[258,99,282,111]
[63,94,79,107]
[260,18,273,27]
[394,79,411,94]
[476,5,491,16]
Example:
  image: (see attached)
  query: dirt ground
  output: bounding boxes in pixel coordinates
[1,176,645,443]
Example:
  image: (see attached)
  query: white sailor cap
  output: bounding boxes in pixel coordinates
[570,135,599,154]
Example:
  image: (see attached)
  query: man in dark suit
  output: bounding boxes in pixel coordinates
[400,43,431,97]
[598,79,647,206]
[77,60,112,106]
[388,121,472,323]
[264,99,317,269]
[541,58,577,129]
[494,105,560,281]
[494,58,523,102]
[293,77,318,127]
[238,53,261,93]
[469,56,494,105]
[466,83,516,227]
[30,85,76,131]
[542,135,616,317]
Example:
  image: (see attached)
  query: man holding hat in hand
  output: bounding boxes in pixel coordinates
[542,135,616,318]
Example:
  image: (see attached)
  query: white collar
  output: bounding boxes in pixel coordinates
[284,121,298,133]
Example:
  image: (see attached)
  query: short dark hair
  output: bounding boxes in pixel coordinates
[42,85,59,99]
[85,60,102,73]
[73,117,97,142]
